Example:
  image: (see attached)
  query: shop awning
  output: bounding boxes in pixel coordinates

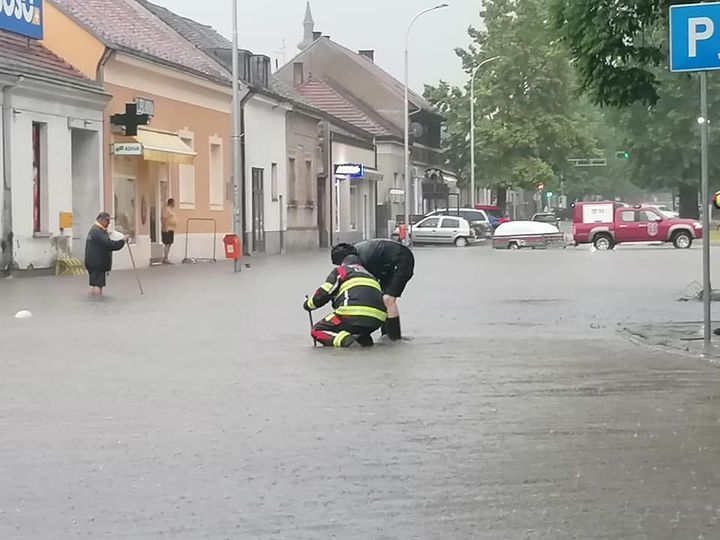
[134,129,196,165]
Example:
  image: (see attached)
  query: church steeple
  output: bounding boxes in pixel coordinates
[298,1,315,51]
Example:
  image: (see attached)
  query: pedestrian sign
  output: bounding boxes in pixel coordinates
[670,2,720,72]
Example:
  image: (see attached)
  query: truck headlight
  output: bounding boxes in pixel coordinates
[694,222,703,229]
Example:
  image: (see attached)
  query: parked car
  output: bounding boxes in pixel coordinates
[531,212,561,226]
[572,201,702,250]
[475,205,511,229]
[409,215,476,247]
[553,206,573,221]
[492,221,565,250]
[425,208,491,238]
[643,204,679,219]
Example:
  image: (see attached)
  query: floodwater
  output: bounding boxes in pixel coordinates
[1,246,720,538]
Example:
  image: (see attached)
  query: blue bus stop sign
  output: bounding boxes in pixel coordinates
[670,2,720,72]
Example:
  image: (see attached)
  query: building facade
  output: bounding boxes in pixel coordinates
[285,109,323,251]
[0,29,108,273]
[140,1,319,255]
[277,6,454,237]
[42,0,234,268]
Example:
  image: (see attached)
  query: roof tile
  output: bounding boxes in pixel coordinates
[138,0,317,108]
[51,0,229,82]
[295,79,391,137]
[0,29,99,89]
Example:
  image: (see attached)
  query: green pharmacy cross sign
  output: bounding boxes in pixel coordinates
[110,103,150,137]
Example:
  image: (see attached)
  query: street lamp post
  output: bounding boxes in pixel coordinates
[470,56,500,207]
[404,3,449,245]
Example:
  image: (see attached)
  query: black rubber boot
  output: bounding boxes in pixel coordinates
[386,317,402,341]
[356,334,375,347]
[341,334,359,348]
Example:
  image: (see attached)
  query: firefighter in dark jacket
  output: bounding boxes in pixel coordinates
[352,239,415,341]
[85,212,127,296]
[303,245,387,347]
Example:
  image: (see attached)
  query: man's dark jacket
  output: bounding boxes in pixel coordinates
[85,224,125,272]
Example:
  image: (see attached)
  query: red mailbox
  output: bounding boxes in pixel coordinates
[223,234,241,260]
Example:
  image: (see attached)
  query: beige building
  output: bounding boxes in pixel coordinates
[43,0,233,267]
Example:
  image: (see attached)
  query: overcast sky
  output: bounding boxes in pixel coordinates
[149,0,480,92]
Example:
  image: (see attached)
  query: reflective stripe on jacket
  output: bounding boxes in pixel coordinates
[305,255,387,322]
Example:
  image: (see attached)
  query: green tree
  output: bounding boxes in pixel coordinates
[550,0,695,107]
[425,0,601,209]
[610,69,720,218]
[552,0,720,217]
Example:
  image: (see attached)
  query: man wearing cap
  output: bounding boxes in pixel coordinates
[333,239,415,341]
[85,212,127,296]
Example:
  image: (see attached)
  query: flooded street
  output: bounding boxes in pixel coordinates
[2,246,720,538]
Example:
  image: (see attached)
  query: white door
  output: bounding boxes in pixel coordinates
[439,217,462,243]
[413,217,440,244]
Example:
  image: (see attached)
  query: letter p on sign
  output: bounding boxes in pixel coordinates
[690,17,715,57]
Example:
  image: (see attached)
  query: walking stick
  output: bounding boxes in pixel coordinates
[305,295,317,347]
[126,241,144,296]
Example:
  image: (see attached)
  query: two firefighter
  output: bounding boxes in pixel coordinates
[303,239,415,348]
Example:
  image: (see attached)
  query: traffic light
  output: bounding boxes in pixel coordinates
[615,151,630,160]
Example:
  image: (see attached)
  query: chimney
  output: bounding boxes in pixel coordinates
[250,54,270,88]
[293,62,305,85]
[359,50,374,62]
[313,31,322,41]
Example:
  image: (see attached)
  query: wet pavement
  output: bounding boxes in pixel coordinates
[2,245,720,538]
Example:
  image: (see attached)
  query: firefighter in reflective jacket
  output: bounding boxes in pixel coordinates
[303,245,387,347]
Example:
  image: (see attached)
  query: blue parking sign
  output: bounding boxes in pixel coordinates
[670,2,720,72]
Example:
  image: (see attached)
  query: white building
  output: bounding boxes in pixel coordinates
[243,92,292,253]
[277,3,452,238]
[329,134,380,244]
[0,29,108,273]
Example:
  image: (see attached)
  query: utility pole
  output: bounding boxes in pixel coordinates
[470,56,500,207]
[231,0,242,272]
[700,72,711,351]
[404,4,449,246]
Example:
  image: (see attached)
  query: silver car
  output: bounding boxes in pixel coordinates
[410,215,476,247]
[426,208,491,238]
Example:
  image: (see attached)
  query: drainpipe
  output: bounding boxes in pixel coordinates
[96,49,115,84]
[326,123,334,247]
[240,90,252,256]
[1,75,24,275]
[96,49,114,214]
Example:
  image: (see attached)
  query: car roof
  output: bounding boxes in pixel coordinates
[421,214,471,224]
[430,208,485,212]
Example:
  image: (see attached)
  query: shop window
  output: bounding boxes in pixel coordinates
[32,122,48,233]
[179,131,195,209]
[209,138,223,210]
[114,177,136,240]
